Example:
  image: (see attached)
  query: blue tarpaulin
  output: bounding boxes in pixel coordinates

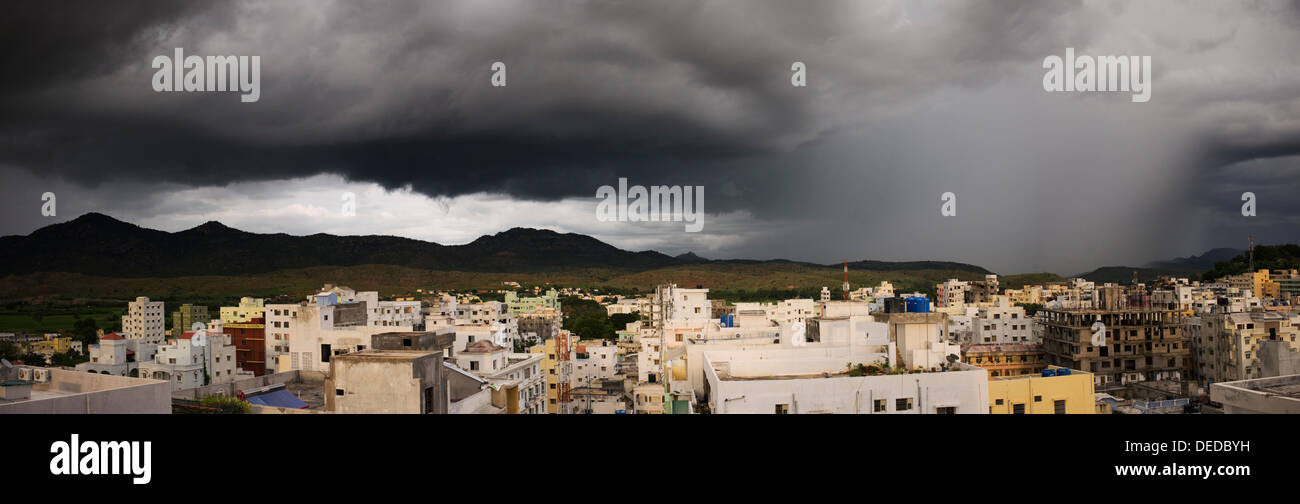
[245,389,308,409]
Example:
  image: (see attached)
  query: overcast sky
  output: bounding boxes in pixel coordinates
[2,0,1298,275]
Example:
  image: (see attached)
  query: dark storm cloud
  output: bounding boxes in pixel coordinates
[0,0,1092,206]
[2,0,1300,274]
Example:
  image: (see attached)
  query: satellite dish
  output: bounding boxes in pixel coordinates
[946,353,959,364]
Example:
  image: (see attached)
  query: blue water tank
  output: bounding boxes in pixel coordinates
[1042,369,1057,377]
[727,314,735,327]
[1055,368,1071,376]
[905,296,930,313]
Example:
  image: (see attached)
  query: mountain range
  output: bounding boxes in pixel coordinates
[0,213,1239,282]
[0,213,997,278]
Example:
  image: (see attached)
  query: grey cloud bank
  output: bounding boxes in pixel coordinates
[1,0,1298,274]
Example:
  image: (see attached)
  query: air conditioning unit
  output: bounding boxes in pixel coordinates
[18,367,33,381]
[33,368,50,382]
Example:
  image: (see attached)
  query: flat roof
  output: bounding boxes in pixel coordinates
[334,350,437,361]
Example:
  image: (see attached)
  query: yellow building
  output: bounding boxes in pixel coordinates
[987,366,1095,414]
[221,297,266,323]
[28,334,80,356]
[529,331,573,414]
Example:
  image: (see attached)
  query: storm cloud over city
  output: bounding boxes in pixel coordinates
[2,0,1299,274]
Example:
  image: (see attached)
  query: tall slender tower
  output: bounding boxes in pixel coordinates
[842,261,850,300]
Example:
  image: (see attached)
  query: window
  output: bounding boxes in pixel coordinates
[874,399,886,412]
[774,404,789,414]
[936,406,956,414]
[994,398,1004,405]
[1054,400,1066,414]
[336,388,344,396]
[321,344,331,362]
[895,398,913,411]
[1012,403,1025,414]
[1034,395,1042,402]
[470,361,479,371]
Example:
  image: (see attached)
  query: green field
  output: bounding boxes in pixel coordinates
[0,304,124,334]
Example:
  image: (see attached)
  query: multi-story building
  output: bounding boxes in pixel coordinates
[936,279,969,309]
[454,340,547,414]
[139,332,207,391]
[1198,311,1299,386]
[530,331,573,413]
[503,288,560,315]
[264,303,299,373]
[517,307,561,343]
[26,334,82,358]
[171,304,209,336]
[1039,308,1191,390]
[370,299,422,328]
[220,297,265,323]
[963,343,1046,378]
[224,317,268,376]
[122,297,165,357]
[971,299,1033,344]
[572,339,618,387]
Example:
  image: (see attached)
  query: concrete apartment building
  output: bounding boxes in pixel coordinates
[0,364,170,414]
[325,350,445,414]
[264,303,299,374]
[172,303,209,336]
[530,330,575,413]
[572,339,618,387]
[971,299,1033,344]
[1039,308,1191,390]
[281,300,412,374]
[518,308,561,343]
[936,279,969,309]
[122,297,165,361]
[1197,311,1300,386]
[139,329,240,391]
[963,343,1046,378]
[220,297,265,323]
[503,288,560,315]
[455,341,547,414]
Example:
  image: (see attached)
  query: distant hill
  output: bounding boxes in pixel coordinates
[1145,248,1244,270]
[842,260,991,275]
[0,214,1010,281]
[0,213,680,277]
[1200,245,1300,281]
[1076,266,1201,284]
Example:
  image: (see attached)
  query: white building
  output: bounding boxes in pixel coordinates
[703,347,989,414]
[122,297,165,359]
[971,298,1033,344]
[572,339,619,386]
